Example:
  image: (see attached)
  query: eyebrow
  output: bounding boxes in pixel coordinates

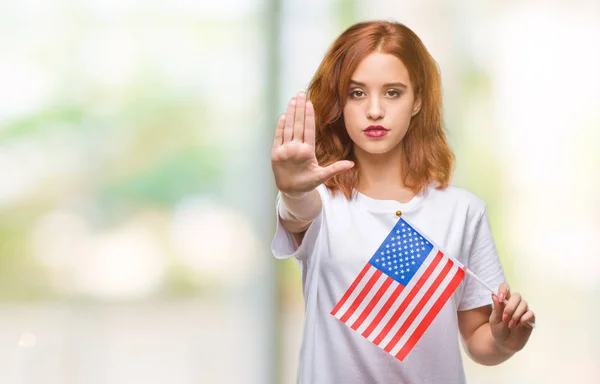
[349,79,408,88]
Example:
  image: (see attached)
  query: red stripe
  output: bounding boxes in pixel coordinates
[331,264,371,316]
[372,251,444,345]
[383,258,453,352]
[351,277,393,330]
[361,284,404,338]
[395,267,465,361]
[339,268,383,323]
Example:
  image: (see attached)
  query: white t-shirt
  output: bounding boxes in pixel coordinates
[271,183,506,384]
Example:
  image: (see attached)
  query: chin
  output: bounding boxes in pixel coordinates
[355,142,396,155]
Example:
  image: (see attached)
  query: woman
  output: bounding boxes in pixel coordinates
[271,20,534,383]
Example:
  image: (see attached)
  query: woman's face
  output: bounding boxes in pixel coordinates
[343,52,421,157]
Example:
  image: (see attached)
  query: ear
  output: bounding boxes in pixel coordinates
[412,94,422,116]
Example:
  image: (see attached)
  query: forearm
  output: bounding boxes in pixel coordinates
[278,189,322,233]
[464,322,516,366]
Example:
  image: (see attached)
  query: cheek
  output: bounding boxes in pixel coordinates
[342,105,361,127]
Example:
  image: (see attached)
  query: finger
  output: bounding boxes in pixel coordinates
[509,299,528,328]
[517,310,536,328]
[272,113,286,148]
[283,97,296,142]
[318,160,355,182]
[497,282,510,303]
[293,92,306,142]
[502,292,521,323]
[490,294,504,324]
[304,100,316,147]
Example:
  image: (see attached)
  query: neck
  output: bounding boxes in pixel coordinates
[354,144,407,194]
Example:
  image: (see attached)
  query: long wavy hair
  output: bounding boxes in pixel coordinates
[307,21,454,199]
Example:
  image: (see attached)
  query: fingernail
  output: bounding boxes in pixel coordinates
[509,320,515,328]
[499,294,505,302]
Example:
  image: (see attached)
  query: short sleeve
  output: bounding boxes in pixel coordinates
[270,185,326,261]
[457,206,506,311]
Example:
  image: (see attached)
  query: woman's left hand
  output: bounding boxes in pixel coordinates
[489,282,535,352]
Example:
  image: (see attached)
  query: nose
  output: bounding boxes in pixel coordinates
[366,96,384,120]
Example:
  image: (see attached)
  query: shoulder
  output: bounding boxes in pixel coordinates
[426,183,488,219]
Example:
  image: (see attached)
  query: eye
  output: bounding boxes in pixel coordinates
[349,89,365,98]
[386,89,402,98]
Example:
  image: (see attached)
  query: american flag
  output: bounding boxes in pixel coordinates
[330,217,466,361]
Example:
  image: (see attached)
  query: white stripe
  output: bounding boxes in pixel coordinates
[333,266,378,319]
[365,248,439,342]
[389,262,459,355]
[375,256,448,347]
[355,279,398,334]
[344,273,388,325]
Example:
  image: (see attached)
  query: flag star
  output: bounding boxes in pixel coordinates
[386,244,390,248]
[387,250,390,254]
[407,268,410,272]
[401,223,405,227]
[401,275,405,279]
[382,262,386,266]
[402,228,406,232]
[410,249,414,253]
[412,261,415,265]
[396,230,400,234]
[403,234,406,238]
[394,260,397,264]
[417,254,421,258]
[388,267,392,271]
[392,248,396,252]
[376,258,379,262]
[387,256,391,260]
[391,237,395,241]
[401,269,404,273]
[395,271,398,275]
[411,255,415,259]
[421,247,425,251]
[395,265,398,269]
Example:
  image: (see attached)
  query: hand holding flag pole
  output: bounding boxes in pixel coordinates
[465,269,536,329]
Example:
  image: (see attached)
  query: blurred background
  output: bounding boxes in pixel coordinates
[0,0,598,383]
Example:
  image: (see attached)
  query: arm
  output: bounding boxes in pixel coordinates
[271,91,354,245]
[457,282,535,366]
[278,189,322,245]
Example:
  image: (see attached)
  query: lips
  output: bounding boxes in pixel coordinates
[363,125,388,138]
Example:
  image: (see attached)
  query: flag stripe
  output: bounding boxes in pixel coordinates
[361,283,404,338]
[395,267,466,360]
[371,251,444,345]
[339,269,383,323]
[332,266,379,320]
[387,262,459,356]
[350,277,393,330]
[383,260,454,352]
[330,263,371,316]
[362,250,439,339]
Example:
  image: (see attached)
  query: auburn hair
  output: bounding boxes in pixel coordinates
[307,20,454,199]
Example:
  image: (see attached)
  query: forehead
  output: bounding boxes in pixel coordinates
[350,52,411,85]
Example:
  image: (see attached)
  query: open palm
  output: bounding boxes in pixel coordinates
[271,92,354,196]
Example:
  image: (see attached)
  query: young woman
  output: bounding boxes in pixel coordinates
[270,21,534,383]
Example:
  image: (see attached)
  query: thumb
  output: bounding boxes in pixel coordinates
[490,294,504,324]
[319,160,355,182]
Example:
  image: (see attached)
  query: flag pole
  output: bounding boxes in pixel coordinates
[465,268,536,329]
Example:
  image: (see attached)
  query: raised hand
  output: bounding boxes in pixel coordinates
[271,91,354,196]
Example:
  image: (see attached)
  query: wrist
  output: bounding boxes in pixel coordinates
[281,190,308,199]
